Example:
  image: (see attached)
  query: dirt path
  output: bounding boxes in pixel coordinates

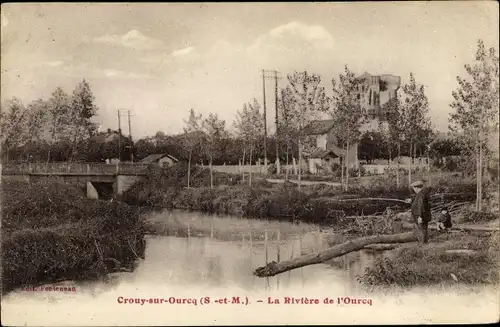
[266,178,341,187]
[457,218,500,231]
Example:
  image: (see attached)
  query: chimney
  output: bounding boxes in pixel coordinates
[107,128,111,133]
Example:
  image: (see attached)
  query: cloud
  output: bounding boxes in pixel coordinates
[102,69,153,79]
[127,72,153,79]
[249,21,335,53]
[208,39,242,57]
[270,22,335,48]
[139,45,195,64]
[139,53,172,65]
[103,69,121,77]
[171,46,195,57]
[43,61,65,67]
[93,30,165,51]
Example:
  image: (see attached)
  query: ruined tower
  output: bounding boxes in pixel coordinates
[356,72,401,132]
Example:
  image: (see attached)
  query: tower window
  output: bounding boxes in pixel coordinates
[380,80,388,91]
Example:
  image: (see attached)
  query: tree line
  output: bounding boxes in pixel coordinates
[0,80,101,163]
[1,40,497,199]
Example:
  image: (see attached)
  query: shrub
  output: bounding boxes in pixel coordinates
[267,163,277,175]
[349,168,361,177]
[1,180,145,294]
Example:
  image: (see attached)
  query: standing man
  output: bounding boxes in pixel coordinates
[405,180,431,245]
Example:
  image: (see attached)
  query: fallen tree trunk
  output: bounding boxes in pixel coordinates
[401,221,499,232]
[453,225,499,232]
[334,197,409,204]
[363,244,399,251]
[254,232,418,277]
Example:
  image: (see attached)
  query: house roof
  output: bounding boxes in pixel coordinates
[302,119,335,135]
[329,142,347,157]
[308,148,337,159]
[90,131,127,143]
[357,72,373,81]
[307,145,345,159]
[140,153,179,164]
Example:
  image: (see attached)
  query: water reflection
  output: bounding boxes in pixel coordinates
[134,234,350,292]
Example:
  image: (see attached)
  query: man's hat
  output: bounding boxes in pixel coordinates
[410,180,424,188]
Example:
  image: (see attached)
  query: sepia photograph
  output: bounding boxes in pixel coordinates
[1,2,499,326]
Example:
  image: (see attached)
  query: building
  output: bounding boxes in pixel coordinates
[302,119,358,173]
[88,128,133,162]
[90,128,125,143]
[356,73,401,133]
[140,153,179,167]
[302,72,401,174]
[356,72,401,119]
[307,149,343,174]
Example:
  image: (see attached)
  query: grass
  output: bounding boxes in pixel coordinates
[356,231,500,289]
[1,180,146,295]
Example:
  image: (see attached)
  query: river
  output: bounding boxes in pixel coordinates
[1,210,499,325]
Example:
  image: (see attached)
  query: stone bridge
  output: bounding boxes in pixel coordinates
[1,162,150,199]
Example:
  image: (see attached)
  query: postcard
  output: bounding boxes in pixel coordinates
[1,2,499,326]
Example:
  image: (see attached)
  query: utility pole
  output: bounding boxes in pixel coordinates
[128,110,132,142]
[262,69,282,173]
[274,70,280,174]
[127,110,134,162]
[262,69,268,169]
[117,110,122,161]
[117,109,134,162]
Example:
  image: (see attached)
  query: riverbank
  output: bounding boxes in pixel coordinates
[122,165,479,226]
[1,180,146,294]
[356,230,500,289]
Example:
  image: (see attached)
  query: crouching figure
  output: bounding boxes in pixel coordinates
[435,208,453,232]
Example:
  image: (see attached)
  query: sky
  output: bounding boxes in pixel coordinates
[1,2,498,139]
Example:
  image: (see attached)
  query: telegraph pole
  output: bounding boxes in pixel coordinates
[117,109,134,162]
[274,70,280,174]
[262,69,282,173]
[127,110,134,162]
[128,110,132,142]
[262,69,268,169]
[117,110,122,161]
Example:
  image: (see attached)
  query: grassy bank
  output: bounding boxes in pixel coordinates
[1,180,145,294]
[357,231,500,289]
[122,164,478,226]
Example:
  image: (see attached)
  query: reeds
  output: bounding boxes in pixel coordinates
[1,180,145,295]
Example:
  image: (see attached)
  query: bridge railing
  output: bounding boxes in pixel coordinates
[1,162,152,175]
[117,163,150,175]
